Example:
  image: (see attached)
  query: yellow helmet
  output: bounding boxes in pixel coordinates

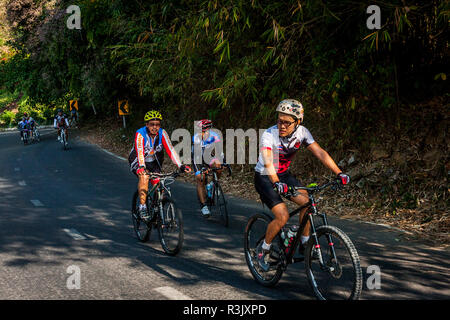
[144,110,162,122]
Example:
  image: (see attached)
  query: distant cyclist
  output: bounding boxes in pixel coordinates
[254,99,350,271]
[17,114,30,141]
[191,119,223,218]
[128,110,192,219]
[53,109,69,144]
[70,108,79,127]
[25,114,38,139]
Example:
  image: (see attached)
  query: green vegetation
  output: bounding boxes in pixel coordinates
[0,0,447,238]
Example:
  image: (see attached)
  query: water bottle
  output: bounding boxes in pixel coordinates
[284,225,299,252]
[206,182,213,198]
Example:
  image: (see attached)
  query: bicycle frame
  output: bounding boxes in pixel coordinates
[280,190,338,270]
[147,174,175,226]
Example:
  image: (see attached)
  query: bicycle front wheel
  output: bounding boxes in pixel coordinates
[211,182,229,227]
[157,196,183,256]
[305,225,362,300]
[131,191,151,242]
[61,130,67,150]
[244,213,284,287]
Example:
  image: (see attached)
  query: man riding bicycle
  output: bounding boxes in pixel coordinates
[254,99,350,271]
[70,108,79,127]
[191,119,223,218]
[18,114,30,141]
[128,110,191,220]
[25,114,38,139]
[53,109,70,144]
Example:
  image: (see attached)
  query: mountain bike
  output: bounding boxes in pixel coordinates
[58,127,68,150]
[201,164,232,227]
[244,179,362,300]
[34,126,41,142]
[131,170,184,256]
[69,115,78,128]
[31,125,40,143]
[22,128,29,145]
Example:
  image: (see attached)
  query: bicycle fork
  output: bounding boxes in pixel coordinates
[308,203,339,271]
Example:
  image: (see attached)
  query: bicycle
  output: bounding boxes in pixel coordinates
[244,179,362,300]
[22,127,29,145]
[30,125,40,143]
[33,125,41,142]
[131,170,184,256]
[69,115,78,129]
[200,163,232,227]
[57,126,68,150]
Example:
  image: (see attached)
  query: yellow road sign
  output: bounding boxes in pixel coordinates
[118,100,131,115]
[69,100,79,111]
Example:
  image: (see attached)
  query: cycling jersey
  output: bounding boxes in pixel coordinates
[254,125,315,174]
[128,126,181,172]
[18,120,30,130]
[191,130,222,173]
[54,115,69,128]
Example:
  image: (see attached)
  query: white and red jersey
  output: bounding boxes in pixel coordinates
[128,126,181,170]
[54,114,69,128]
[255,125,315,174]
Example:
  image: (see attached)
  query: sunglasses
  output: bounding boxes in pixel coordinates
[148,122,161,127]
[277,119,296,127]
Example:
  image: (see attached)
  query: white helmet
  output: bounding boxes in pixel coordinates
[276,99,304,122]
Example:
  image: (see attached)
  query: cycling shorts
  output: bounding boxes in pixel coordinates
[130,161,161,177]
[254,170,304,209]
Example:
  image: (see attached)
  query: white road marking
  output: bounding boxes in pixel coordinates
[18,181,27,186]
[63,228,87,240]
[30,200,43,207]
[153,286,193,300]
[101,148,126,161]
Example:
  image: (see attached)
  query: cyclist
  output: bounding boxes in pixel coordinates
[128,110,191,219]
[70,108,78,127]
[254,99,350,271]
[26,114,38,140]
[191,119,223,218]
[53,109,69,144]
[17,114,30,141]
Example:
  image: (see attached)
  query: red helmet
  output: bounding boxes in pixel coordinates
[196,119,213,132]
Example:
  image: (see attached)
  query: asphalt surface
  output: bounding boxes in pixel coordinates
[0,128,449,300]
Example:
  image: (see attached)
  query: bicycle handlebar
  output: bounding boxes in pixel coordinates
[292,179,344,193]
[200,163,232,176]
[144,169,180,179]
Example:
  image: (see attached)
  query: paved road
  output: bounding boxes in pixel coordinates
[0,129,449,300]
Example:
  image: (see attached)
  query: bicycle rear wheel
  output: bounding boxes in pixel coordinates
[211,182,229,227]
[244,213,285,287]
[131,191,151,242]
[305,225,362,300]
[157,196,183,256]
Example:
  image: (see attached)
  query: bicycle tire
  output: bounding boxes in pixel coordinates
[131,191,151,242]
[157,196,183,256]
[211,182,229,227]
[244,213,284,287]
[305,225,362,300]
[23,131,28,145]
